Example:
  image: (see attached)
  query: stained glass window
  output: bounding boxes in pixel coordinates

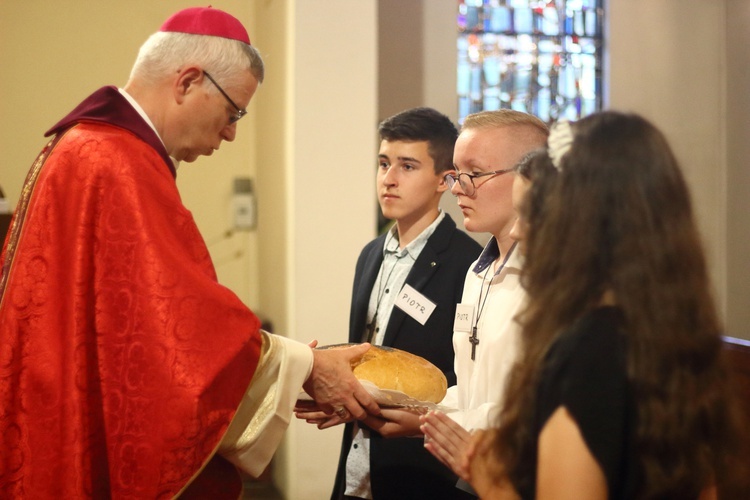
[457,0,604,124]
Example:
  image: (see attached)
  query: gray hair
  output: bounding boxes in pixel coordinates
[129,31,264,90]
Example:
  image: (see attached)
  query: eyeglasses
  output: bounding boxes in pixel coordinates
[444,168,514,196]
[203,71,247,125]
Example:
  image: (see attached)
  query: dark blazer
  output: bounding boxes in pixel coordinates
[331,214,482,500]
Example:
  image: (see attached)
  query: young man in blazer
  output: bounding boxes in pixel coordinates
[298,107,481,499]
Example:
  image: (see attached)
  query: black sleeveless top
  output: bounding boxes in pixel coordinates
[516,307,639,499]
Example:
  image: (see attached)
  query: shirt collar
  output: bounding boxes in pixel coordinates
[472,237,501,274]
[118,88,180,171]
[383,210,446,259]
[472,238,522,275]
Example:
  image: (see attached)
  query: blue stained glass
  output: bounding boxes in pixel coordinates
[538,40,557,54]
[466,6,481,31]
[500,34,517,53]
[585,8,598,36]
[458,62,471,95]
[559,64,577,99]
[501,70,514,95]
[457,0,603,124]
[580,38,596,54]
[490,6,512,32]
[541,7,560,36]
[511,98,528,112]
[580,54,596,99]
[563,102,579,120]
[536,88,552,122]
[582,98,597,117]
[515,69,531,95]
[458,4,468,30]
[538,71,551,88]
[459,97,471,120]
[517,34,535,53]
[484,56,501,87]
[573,10,585,35]
[514,8,534,33]
[470,66,483,100]
[484,87,501,111]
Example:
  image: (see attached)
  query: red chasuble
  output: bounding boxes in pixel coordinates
[0,87,262,498]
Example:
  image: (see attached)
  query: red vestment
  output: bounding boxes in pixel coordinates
[0,87,262,498]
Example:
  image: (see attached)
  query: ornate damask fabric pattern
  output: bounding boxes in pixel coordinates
[0,122,262,498]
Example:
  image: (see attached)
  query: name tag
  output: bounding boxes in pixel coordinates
[394,284,436,325]
[453,304,475,332]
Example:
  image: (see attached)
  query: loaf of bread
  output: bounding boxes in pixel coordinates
[321,344,447,403]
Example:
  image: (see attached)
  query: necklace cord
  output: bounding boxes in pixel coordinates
[469,241,517,360]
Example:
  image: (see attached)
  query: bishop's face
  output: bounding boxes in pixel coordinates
[171,70,258,163]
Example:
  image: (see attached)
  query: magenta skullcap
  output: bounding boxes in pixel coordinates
[159,6,251,44]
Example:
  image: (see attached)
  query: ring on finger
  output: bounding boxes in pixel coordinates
[334,406,348,418]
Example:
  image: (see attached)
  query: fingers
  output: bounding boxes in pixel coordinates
[342,341,371,360]
[424,437,455,470]
[362,409,423,438]
[333,406,350,419]
[423,411,470,446]
[324,372,379,420]
[303,342,380,423]
[294,407,351,429]
[294,409,328,420]
[342,343,377,417]
[317,416,345,430]
[294,400,320,413]
[420,411,472,477]
[320,345,378,416]
[461,430,485,481]
[307,339,319,348]
[350,380,380,418]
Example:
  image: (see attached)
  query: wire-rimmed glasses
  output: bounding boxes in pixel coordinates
[203,71,247,125]
[444,168,514,196]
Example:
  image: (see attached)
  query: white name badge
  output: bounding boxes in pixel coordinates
[453,304,475,333]
[394,284,437,326]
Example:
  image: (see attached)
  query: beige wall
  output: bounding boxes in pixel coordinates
[262,1,378,498]
[725,0,750,339]
[1,1,748,499]
[606,0,749,339]
[0,0,262,309]
[607,0,728,328]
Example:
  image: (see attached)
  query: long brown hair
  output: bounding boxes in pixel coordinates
[497,112,749,497]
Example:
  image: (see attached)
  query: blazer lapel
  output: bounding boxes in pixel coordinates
[351,244,384,342]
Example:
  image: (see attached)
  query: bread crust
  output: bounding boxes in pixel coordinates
[321,344,447,403]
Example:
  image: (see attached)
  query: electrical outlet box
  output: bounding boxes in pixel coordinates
[233,177,256,230]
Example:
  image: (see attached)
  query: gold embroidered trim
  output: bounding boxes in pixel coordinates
[0,133,64,306]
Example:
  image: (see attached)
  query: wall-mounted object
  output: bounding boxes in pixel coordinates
[232,177,257,230]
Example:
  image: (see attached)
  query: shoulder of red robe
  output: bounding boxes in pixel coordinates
[159,6,251,45]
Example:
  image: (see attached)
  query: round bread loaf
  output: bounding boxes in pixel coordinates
[324,344,447,403]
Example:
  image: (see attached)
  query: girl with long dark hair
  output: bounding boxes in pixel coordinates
[423,111,749,499]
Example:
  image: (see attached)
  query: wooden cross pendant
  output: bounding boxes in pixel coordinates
[470,326,480,361]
